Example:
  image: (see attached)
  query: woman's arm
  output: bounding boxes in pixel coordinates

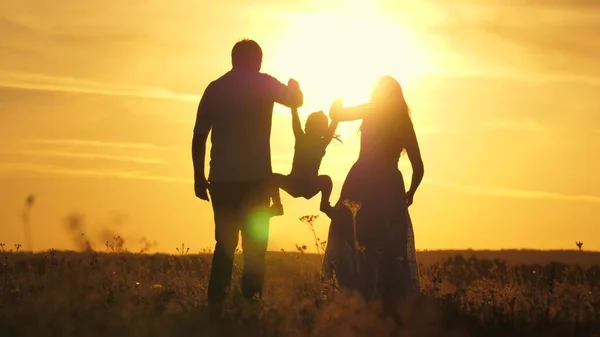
[329,101,373,122]
[405,122,424,207]
[291,106,304,139]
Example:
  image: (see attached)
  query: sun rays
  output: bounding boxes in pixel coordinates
[270,3,432,118]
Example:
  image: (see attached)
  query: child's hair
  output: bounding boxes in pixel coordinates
[305,111,342,143]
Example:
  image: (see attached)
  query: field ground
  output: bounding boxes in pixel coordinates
[1,249,599,337]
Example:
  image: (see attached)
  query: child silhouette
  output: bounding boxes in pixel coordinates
[270,85,340,218]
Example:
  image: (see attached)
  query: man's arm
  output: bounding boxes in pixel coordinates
[192,133,209,182]
[266,75,303,108]
[192,84,214,201]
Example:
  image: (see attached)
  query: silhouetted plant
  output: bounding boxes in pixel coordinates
[342,199,364,273]
[299,215,325,261]
[295,244,307,254]
[21,194,35,252]
[175,243,190,255]
[105,236,126,253]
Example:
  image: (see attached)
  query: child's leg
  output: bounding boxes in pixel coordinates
[270,174,284,207]
[269,174,286,216]
[317,175,334,215]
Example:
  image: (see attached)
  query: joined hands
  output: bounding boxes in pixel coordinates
[329,99,343,121]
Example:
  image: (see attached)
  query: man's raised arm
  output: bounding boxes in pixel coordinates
[192,83,214,201]
[267,75,303,108]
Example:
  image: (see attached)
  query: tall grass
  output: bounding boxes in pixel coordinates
[0,209,598,336]
[0,246,599,336]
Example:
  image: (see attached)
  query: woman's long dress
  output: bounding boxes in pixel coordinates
[322,118,420,301]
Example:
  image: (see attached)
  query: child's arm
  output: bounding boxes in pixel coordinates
[287,78,305,139]
[291,106,304,139]
[323,119,340,145]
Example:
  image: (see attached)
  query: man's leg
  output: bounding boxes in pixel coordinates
[207,182,242,316]
[239,180,271,301]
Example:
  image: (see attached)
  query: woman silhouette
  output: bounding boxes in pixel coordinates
[322,75,425,312]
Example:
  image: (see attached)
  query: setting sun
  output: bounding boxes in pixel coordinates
[269,7,431,117]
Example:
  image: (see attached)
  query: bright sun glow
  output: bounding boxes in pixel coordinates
[270,4,432,120]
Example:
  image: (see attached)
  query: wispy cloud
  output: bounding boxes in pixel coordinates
[0,162,191,183]
[0,72,199,102]
[15,150,163,164]
[415,125,464,135]
[426,0,600,79]
[431,181,600,204]
[484,118,546,132]
[22,138,180,152]
[4,160,599,205]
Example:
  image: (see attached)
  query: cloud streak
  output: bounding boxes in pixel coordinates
[0,162,191,184]
[0,71,199,102]
[431,181,600,204]
[22,138,180,152]
[5,160,598,206]
[15,150,164,164]
[484,118,546,132]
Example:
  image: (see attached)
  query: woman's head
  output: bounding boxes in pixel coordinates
[365,75,411,125]
[362,75,413,147]
[370,76,408,114]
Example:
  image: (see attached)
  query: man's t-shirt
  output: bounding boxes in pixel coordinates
[194,69,301,182]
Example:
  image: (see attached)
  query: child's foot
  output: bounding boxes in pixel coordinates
[270,204,284,217]
[320,203,334,218]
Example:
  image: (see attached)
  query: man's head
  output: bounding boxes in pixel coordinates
[231,39,262,72]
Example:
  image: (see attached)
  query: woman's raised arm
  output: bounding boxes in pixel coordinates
[329,101,374,122]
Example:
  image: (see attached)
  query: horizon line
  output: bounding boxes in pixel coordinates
[2,248,598,254]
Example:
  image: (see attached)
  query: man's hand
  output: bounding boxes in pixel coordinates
[287,78,300,90]
[287,78,303,108]
[195,177,210,201]
[406,190,415,207]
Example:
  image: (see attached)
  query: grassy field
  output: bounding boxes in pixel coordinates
[1,248,599,337]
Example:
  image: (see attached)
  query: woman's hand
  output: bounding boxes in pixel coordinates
[329,99,343,121]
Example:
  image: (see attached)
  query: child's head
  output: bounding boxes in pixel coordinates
[305,111,330,137]
[305,111,342,143]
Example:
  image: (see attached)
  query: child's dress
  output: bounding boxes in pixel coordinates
[282,133,328,199]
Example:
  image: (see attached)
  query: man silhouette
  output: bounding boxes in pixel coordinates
[192,39,303,317]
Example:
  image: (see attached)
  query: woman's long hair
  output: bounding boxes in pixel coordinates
[361,76,413,151]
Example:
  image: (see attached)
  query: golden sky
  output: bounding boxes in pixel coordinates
[1,0,599,253]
